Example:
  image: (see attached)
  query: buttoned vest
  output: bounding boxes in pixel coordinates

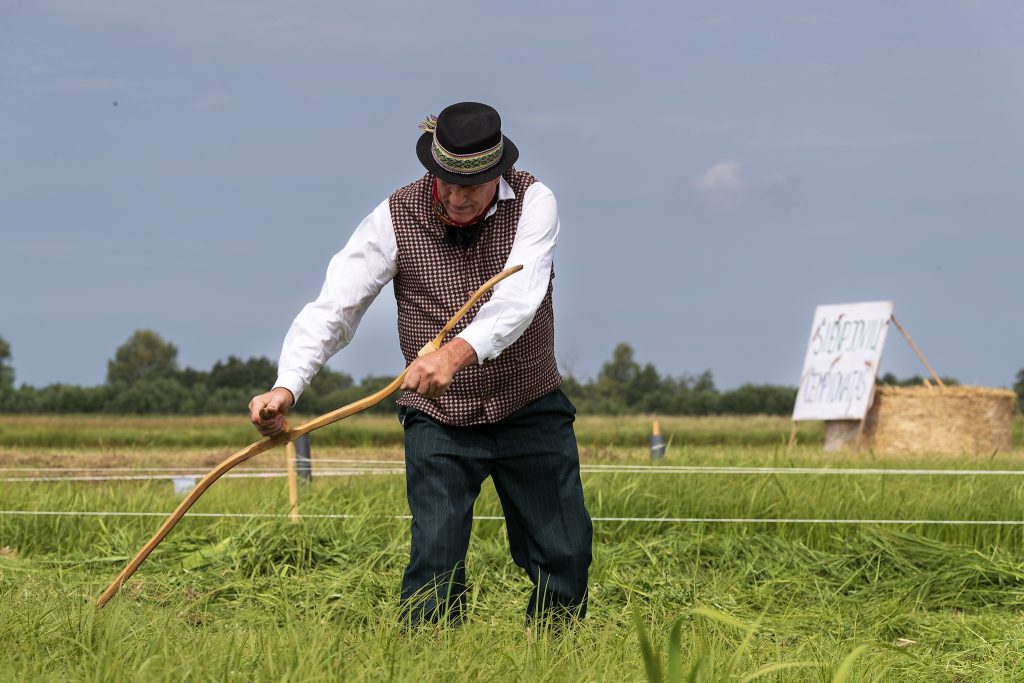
[389,170,562,425]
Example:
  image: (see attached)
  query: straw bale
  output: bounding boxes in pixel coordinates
[827,385,1016,455]
[823,420,861,452]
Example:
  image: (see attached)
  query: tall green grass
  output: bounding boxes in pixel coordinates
[3,413,1021,452]
[3,444,1024,680]
[0,413,830,451]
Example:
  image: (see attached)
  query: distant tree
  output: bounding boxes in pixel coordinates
[300,366,356,412]
[302,373,398,415]
[570,343,726,415]
[107,330,179,387]
[586,343,640,414]
[311,366,355,394]
[30,384,111,413]
[624,362,661,408]
[719,384,797,415]
[6,385,40,413]
[208,355,277,390]
[877,372,959,387]
[1,336,829,417]
[177,366,211,389]
[195,386,257,415]
[560,374,585,398]
[1014,368,1024,410]
[108,377,189,414]
[599,343,641,386]
[675,388,721,415]
[693,370,716,393]
[653,373,720,415]
[355,374,403,415]
[168,356,278,414]
[0,335,14,390]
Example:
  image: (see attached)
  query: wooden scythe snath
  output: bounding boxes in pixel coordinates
[96,264,524,608]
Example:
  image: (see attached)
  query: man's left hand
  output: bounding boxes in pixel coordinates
[401,338,478,399]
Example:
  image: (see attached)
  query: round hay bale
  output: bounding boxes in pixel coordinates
[823,419,861,452]
[860,385,1016,455]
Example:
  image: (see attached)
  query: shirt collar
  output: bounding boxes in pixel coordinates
[484,176,515,219]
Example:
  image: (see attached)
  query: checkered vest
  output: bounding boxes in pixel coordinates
[389,169,562,425]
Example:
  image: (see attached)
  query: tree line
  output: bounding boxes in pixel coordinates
[1,332,1018,416]
[0,331,388,416]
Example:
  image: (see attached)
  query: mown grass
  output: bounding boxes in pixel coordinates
[3,435,1024,681]
[3,412,1020,451]
[0,413,829,451]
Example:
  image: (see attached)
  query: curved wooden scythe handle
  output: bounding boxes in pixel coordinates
[96,264,523,608]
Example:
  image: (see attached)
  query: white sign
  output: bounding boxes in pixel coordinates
[792,301,894,421]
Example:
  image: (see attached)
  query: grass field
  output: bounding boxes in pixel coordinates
[2,415,1024,681]
[0,413,830,451]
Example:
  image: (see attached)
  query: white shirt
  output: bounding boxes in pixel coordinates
[274,177,559,403]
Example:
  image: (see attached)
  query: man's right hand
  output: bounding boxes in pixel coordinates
[249,387,295,436]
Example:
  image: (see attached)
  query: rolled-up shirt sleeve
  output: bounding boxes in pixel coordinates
[456,181,559,363]
[274,198,398,402]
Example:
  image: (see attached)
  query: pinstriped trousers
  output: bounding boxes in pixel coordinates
[398,389,593,626]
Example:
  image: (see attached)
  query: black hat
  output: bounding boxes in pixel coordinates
[416,102,519,185]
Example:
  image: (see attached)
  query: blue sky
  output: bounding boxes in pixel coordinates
[3,1,1023,390]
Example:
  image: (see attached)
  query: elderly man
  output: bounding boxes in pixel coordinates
[249,102,592,627]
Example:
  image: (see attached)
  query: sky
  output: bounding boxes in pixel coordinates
[3,1,1023,392]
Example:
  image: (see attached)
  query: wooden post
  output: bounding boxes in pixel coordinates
[787,421,798,449]
[649,418,667,460]
[890,315,944,387]
[286,441,299,522]
[854,414,868,449]
[293,433,312,482]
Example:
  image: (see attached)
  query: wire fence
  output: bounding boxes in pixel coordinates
[6,461,1024,482]
[4,459,1024,526]
[2,509,1024,526]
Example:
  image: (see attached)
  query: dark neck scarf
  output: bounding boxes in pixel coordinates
[432,177,498,248]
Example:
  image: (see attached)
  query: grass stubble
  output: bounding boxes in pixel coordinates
[2,417,1024,680]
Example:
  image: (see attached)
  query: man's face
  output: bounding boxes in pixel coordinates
[436,177,499,224]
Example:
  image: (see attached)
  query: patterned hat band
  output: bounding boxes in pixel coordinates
[431,138,504,175]
[420,115,504,176]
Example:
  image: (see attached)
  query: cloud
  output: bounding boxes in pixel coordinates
[690,160,790,216]
[690,160,747,214]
